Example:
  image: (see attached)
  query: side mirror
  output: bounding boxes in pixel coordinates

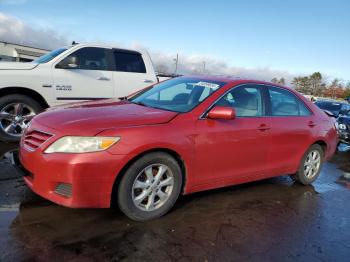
[207,106,236,120]
[56,56,78,69]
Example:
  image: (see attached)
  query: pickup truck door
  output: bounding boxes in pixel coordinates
[52,47,115,104]
[111,49,157,98]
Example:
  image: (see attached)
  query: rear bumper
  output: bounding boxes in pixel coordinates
[20,146,133,208]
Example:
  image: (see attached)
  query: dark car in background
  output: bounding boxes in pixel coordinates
[314,100,350,117]
[337,114,350,144]
[314,100,350,144]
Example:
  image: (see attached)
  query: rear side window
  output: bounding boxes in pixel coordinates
[113,51,146,73]
[269,86,312,116]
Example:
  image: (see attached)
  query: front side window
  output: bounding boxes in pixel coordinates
[130,78,226,112]
[64,47,108,71]
[114,51,146,73]
[216,85,264,117]
[269,86,312,116]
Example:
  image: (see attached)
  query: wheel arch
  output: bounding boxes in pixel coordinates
[110,147,187,208]
[312,139,327,156]
[0,86,49,109]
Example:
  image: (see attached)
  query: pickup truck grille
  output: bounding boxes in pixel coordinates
[23,130,53,151]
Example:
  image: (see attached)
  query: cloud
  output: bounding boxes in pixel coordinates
[0,12,294,83]
[150,50,294,84]
[0,12,68,50]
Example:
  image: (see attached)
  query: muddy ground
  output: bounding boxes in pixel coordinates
[1,142,350,262]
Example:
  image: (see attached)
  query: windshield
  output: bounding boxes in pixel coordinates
[315,101,342,113]
[130,77,227,113]
[33,47,68,63]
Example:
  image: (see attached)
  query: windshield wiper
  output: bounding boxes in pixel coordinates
[131,101,148,107]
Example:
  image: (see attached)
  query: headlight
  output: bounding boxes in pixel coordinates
[45,136,120,153]
[338,124,347,130]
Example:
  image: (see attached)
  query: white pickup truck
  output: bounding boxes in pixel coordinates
[0,43,158,141]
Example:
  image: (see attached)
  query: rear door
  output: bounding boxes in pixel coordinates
[52,47,115,104]
[111,49,157,98]
[265,85,316,175]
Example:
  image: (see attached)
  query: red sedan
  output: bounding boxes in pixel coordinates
[19,76,337,221]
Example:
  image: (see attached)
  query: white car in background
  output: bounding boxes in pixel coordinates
[0,43,158,141]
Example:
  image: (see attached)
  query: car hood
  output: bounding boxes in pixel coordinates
[33,99,178,135]
[0,62,38,70]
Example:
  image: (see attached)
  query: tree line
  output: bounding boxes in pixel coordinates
[272,72,350,99]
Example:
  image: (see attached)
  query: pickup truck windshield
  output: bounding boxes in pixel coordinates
[33,47,68,63]
[130,77,226,113]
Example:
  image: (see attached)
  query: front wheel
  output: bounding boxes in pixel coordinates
[117,152,183,221]
[294,144,324,185]
[0,95,43,142]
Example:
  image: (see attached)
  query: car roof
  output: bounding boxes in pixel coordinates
[179,75,291,89]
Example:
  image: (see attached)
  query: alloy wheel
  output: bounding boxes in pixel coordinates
[0,103,36,137]
[132,164,174,211]
[304,150,321,179]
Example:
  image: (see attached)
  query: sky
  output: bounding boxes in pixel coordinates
[0,0,349,83]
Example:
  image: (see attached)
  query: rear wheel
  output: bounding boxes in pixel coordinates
[294,144,324,185]
[0,95,43,142]
[117,152,182,221]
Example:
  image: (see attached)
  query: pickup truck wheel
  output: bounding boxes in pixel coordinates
[117,152,182,221]
[0,95,43,142]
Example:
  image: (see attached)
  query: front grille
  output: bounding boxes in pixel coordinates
[55,183,72,198]
[23,130,53,151]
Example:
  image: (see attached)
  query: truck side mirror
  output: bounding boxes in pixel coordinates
[56,56,78,69]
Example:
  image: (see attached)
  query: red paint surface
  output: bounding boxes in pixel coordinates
[20,76,338,208]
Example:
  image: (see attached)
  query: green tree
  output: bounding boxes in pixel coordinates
[309,72,325,96]
[271,77,286,85]
[292,76,311,94]
[271,77,278,84]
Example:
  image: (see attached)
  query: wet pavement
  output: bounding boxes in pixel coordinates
[1,142,350,262]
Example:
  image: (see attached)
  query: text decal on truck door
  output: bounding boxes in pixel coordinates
[56,85,72,91]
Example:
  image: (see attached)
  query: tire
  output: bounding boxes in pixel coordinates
[117,152,183,221]
[294,144,324,185]
[0,94,43,142]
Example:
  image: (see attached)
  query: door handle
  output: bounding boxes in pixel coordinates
[258,124,270,131]
[308,121,317,127]
[143,79,154,83]
[97,76,110,81]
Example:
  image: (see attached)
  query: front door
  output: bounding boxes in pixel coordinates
[194,84,270,187]
[52,47,115,104]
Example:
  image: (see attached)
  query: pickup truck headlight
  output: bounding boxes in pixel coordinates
[338,124,347,130]
[44,136,120,153]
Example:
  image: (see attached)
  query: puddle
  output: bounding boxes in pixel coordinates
[337,143,350,152]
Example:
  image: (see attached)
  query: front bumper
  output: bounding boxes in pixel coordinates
[19,144,132,208]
